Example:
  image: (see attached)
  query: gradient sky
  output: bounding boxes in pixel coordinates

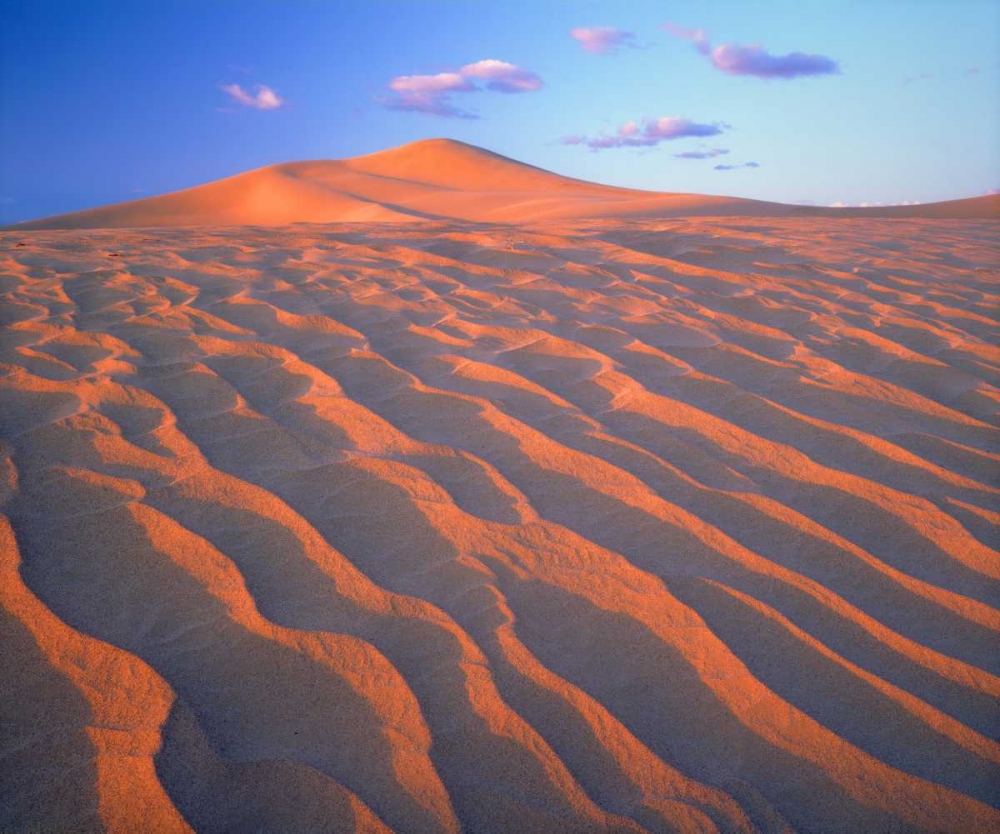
[2,0,998,224]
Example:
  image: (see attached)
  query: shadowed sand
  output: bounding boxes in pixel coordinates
[1,146,999,832]
[10,139,1000,229]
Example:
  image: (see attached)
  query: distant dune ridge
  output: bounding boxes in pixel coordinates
[2,140,1000,832]
[12,138,1000,228]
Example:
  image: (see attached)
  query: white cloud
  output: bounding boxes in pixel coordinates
[570,27,637,55]
[220,83,284,110]
[382,59,542,118]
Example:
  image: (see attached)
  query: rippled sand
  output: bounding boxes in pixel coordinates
[1,218,998,832]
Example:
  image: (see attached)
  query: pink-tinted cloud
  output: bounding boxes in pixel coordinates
[675,147,729,159]
[383,72,478,117]
[382,59,542,117]
[714,161,760,171]
[389,72,474,95]
[570,26,637,55]
[220,83,284,110]
[643,117,723,140]
[662,23,839,79]
[561,117,725,151]
[459,59,543,93]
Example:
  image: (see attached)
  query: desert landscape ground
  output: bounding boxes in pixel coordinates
[1,141,999,832]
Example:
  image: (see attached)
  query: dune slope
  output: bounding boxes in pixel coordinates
[1,216,999,832]
[13,139,1000,229]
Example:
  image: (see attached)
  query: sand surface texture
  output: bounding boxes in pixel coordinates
[1,216,998,832]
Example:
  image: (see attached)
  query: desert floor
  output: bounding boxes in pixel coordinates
[1,217,998,832]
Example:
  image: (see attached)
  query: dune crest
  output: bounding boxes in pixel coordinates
[12,139,1000,229]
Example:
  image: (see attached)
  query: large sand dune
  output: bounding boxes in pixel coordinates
[1,212,998,831]
[11,139,1000,229]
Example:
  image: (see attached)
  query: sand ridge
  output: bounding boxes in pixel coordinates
[1,216,998,831]
[11,139,1000,230]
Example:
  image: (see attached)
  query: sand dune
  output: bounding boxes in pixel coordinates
[11,139,1000,229]
[1,212,998,832]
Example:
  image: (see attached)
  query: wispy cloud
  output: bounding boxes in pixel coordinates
[660,23,710,55]
[662,23,839,79]
[381,59,542,118]
[570,26,637,55]
[902,72,934,87]
[561,117,725,151]
[675,147,729,159]
[714,161,760,171]
[220,83,284,110]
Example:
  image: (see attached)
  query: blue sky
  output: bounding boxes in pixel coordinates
[1,0,998,223]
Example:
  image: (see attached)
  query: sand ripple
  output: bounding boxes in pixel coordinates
[1,218,998,832]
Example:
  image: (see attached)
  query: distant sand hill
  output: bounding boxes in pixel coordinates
[13,138,1000,228]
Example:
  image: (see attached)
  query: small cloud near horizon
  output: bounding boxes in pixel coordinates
[561,117,725,150]
[714,161,760,170]
[662,23,839,79]
[220,83,284,110]
[381,59,542,118]
[675,147,729,159]
[829,199,922,207]
[570,27,637,55]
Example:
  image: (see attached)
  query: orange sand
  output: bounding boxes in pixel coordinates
[1,143,998,832]
[11,139,1000,230]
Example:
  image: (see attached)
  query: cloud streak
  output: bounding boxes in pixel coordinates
[661,23,710,55]
[381,59,542,118]
[662,23,839,79]
[570,26,637,54]
[675,147,729,159]
[562,117,725,150]
[220,83,284,110]
[714,161,760,171]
